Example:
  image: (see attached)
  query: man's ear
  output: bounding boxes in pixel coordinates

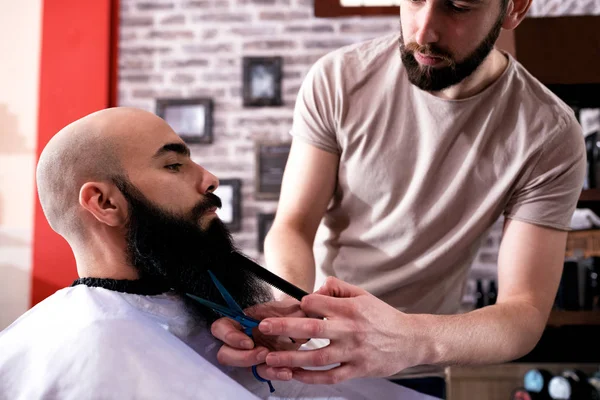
[502,0,532,31]
[79,182,128,227]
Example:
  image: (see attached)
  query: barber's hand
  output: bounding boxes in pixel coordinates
[210,298,307,381]
[258,277,419,384]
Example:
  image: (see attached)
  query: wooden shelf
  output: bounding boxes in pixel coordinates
[547,310,600,326]
[447,363,600,400]
[579,189,600,202]
[566,229,600,258]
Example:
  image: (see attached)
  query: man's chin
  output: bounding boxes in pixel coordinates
[199,213,220,231]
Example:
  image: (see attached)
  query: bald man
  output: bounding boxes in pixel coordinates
[0,108,433,400]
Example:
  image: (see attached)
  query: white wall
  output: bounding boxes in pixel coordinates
[0,0,42,330]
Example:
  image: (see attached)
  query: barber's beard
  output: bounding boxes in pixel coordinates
[399,14,504,92]
[113,177,271,324]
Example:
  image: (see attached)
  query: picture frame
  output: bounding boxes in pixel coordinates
[257,213,275,253]
[254,141,291,200]
[315,0,398,17]
[242,56,283,107]
[155,98,214,144]
[213,178,242,232]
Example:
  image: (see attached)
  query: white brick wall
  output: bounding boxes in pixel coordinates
[118,1,600,300]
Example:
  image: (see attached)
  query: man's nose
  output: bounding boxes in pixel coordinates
[414,4,441,46]
[196,165,219,194]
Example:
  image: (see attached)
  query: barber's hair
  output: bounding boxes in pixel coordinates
[36,132,122,242]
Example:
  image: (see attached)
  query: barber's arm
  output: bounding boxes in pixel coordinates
[210,138,338,380]
[264,138,339,292]
[257,219,566,384]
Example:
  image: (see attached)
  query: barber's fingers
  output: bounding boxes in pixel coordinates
[300,293,359,319]
[253,333,307,352]
[216,344,270,367]
[245,299,305,320]
[292,365,355,385]
[314,276,369,298]
[211,317,254,350]
[265,346,346,369]
[259,316,344,340]
[254,364,294,382]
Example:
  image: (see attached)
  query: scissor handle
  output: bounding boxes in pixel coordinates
[244,327,275,392]
[253,365,275,393]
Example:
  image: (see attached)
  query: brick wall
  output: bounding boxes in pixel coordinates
[118,0,600,302]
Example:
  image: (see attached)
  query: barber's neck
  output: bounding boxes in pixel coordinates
[430,48,509,100]
[72,234,139,281]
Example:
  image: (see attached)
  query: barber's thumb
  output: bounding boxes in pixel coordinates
[314,276,367,298]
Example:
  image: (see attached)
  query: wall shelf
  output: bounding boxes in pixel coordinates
[447,363,600,400]
[566,229,600,258]
[579,189,600,202]
[547,310,600,327]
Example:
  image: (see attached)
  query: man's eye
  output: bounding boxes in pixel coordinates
[448,2,470,12]
[165,163,183,171]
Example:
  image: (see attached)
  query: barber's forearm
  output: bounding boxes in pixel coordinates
[264,225,316,293]
[411,301,548,367]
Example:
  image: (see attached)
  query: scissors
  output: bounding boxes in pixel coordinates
[186,270,276,393]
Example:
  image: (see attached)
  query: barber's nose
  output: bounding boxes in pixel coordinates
[197,166,219,194]
[414,5,440,45]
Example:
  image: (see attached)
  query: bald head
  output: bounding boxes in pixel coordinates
[36,107,168,242]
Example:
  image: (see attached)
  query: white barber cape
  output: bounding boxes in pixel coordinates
[0,285,435,400]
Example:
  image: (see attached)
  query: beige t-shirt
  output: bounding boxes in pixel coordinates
[290,33,586,377]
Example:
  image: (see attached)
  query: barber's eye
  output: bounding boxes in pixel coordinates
[165,163,183,172]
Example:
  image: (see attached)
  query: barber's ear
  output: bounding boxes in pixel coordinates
[502,0,532,30]
[79,182,128,227]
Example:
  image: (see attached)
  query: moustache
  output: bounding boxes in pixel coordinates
[405,42,454,65]
[190,192,222,221]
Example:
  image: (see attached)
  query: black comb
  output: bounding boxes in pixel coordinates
[230,251,308,301]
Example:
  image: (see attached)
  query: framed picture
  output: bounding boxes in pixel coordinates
[315,0,398,17]
[243,56,283,107]
[255,141,291,200]
[156,98,214,144]
[214,179,242,232]
[257,213,275,253]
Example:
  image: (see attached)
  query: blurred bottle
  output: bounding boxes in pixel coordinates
[475,279,485,309]
[585,259,600,310]
[524,368,552,399]
[549,375,572,399]
[557,262,580,311]
[589,369,600,399]
[511,387,538,400]
[549,369,598,400]
[487,280,497,306]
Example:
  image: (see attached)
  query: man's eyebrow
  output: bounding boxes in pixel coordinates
[153,142,191,158]
[451,0,484,4]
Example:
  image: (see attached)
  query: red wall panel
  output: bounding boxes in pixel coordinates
[32,0,119,306]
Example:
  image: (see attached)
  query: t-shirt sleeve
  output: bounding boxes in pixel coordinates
[504,114,586,231]
[290,54,341,155]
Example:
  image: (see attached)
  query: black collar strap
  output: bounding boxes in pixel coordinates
[71,277,171,296]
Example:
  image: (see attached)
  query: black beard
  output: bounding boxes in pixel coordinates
[113,177,271,324]
[399,13,505,92]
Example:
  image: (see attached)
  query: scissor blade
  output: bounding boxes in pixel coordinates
[208,270,245,314]
[185,293,240,321]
